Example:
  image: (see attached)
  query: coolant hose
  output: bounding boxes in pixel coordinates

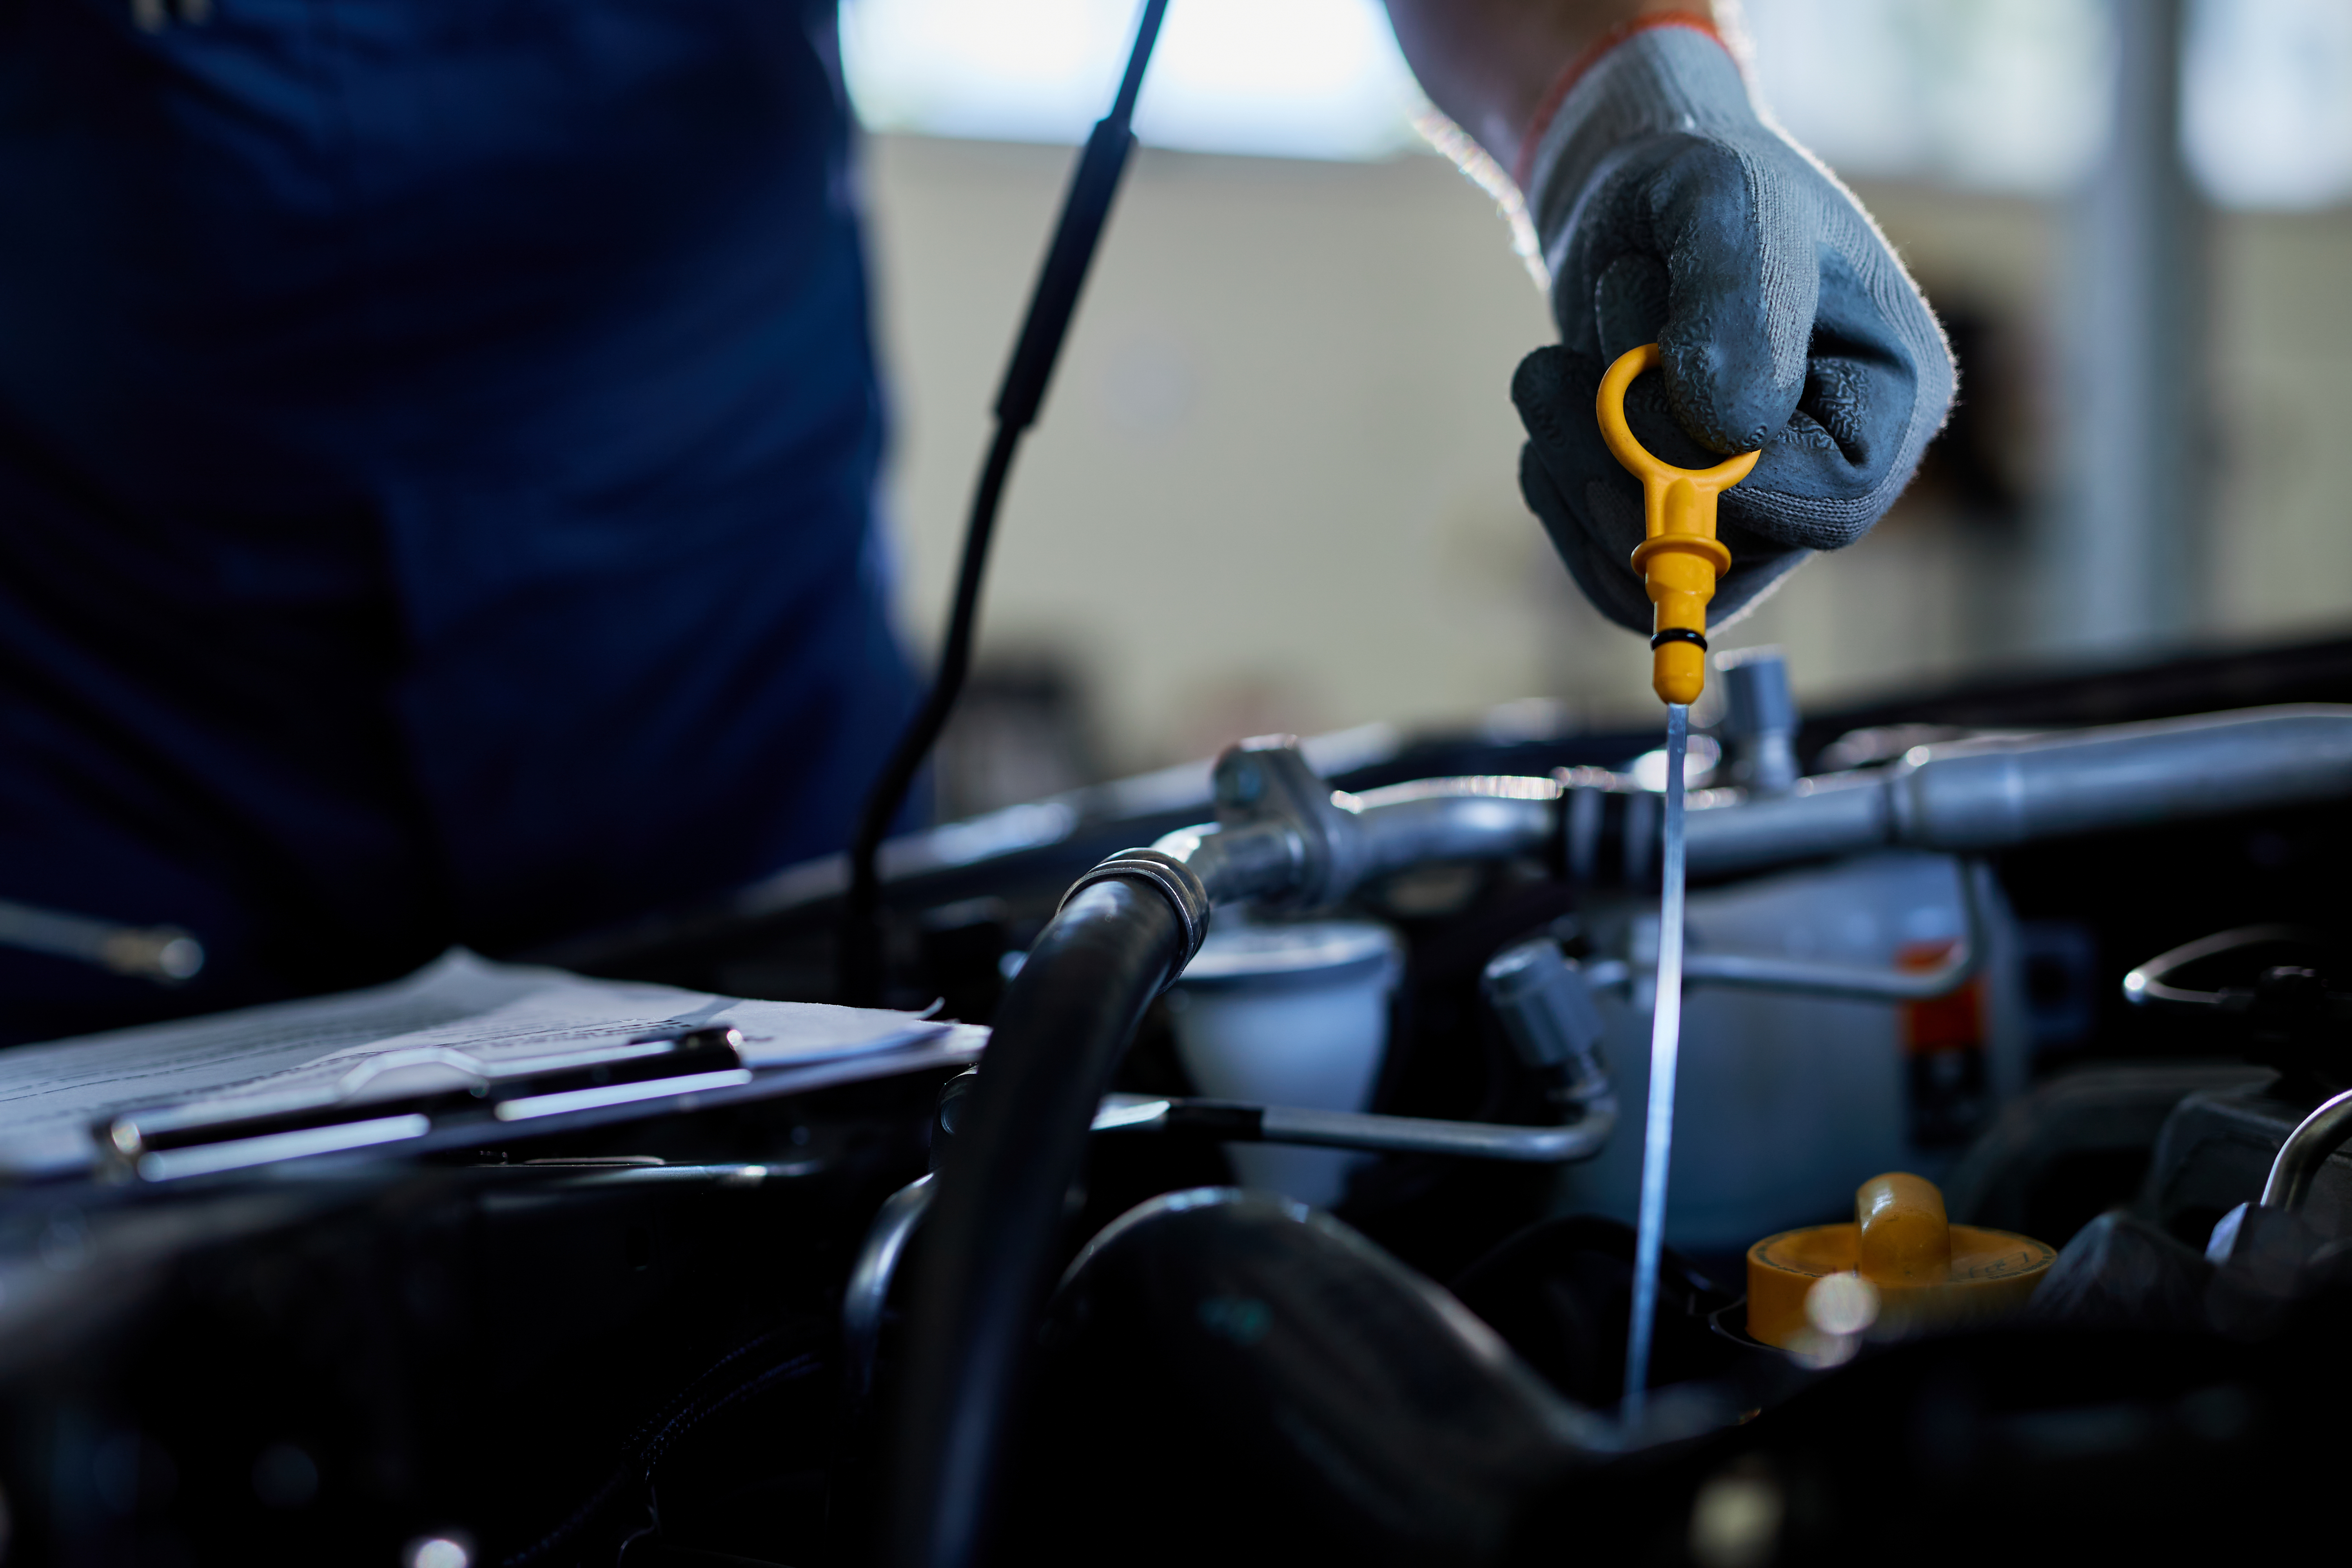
[888,856,1207,1568]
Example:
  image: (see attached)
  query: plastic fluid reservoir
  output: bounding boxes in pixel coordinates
[1554,850,2027,1255]
[1167,918,1403,1209]
[1746,1172,2054,1351]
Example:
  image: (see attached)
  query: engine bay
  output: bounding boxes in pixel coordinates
[1,635,2348,1565]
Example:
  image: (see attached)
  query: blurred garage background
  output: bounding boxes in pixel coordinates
[837,0,2352,819]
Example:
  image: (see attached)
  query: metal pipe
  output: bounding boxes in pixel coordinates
[1156,709,2352,910]
[1265,1102,1611,1161]
[1694,706,2352,877]
[1341,778,1558,872]
[1090,1093,1616,1165]
[1879,707,2350,848]
[1678,772,1885,877]
[1151,779,1554,907]
[1680,944,1972,1002]
[2259,1088,2352,1213]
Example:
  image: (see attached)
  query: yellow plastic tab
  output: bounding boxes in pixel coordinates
[1593,343,1759,706]
[1856,1171,1951,1284]
[1744,1172,2054,1351]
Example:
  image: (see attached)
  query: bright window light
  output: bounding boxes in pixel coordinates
[1740,0,2113,198]
[844,0,2352,210]
[1745,0,2352,210]
[2185,0,2352,210]
[839,0,1429,162]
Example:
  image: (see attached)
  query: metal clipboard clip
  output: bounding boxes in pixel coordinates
[96,1024,751,1183]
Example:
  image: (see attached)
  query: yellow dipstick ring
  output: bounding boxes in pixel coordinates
[1595,343,1761,706]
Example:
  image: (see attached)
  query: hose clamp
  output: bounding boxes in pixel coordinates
[1057,848,1212,972]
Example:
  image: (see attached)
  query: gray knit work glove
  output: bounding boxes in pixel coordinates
[1512,22,1956,633]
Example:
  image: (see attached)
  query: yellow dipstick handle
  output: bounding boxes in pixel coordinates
[1595,343,1761,706]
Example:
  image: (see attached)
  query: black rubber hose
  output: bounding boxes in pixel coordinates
[838,0,1169,1007]
[886,874,1194,1568]
[838,424,1021,1005]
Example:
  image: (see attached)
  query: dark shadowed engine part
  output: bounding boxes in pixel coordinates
[1006,1190,1607,1567]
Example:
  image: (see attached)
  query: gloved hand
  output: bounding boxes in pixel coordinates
[1511,20,1955,633]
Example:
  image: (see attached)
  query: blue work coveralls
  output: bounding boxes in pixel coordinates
[0,0,916,1043]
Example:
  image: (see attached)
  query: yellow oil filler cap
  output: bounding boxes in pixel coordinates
[1746,1172,2055,1350]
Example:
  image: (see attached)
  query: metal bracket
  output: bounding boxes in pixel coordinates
[1210,736,1362,908]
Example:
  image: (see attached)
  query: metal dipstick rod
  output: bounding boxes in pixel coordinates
[1624,699,1689,1422]
[1592,343,1759,1425]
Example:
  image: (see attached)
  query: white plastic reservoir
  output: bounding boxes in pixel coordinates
[1166,918,1403,1209]
[1555,850,2025,1254]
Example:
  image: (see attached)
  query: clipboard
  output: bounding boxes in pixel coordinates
[100,1024,757,1182]
[0,949,978,1183]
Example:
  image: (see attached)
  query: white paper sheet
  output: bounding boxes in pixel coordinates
[0,950,954,1177]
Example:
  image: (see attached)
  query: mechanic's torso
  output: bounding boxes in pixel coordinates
[0,0,911,1039]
